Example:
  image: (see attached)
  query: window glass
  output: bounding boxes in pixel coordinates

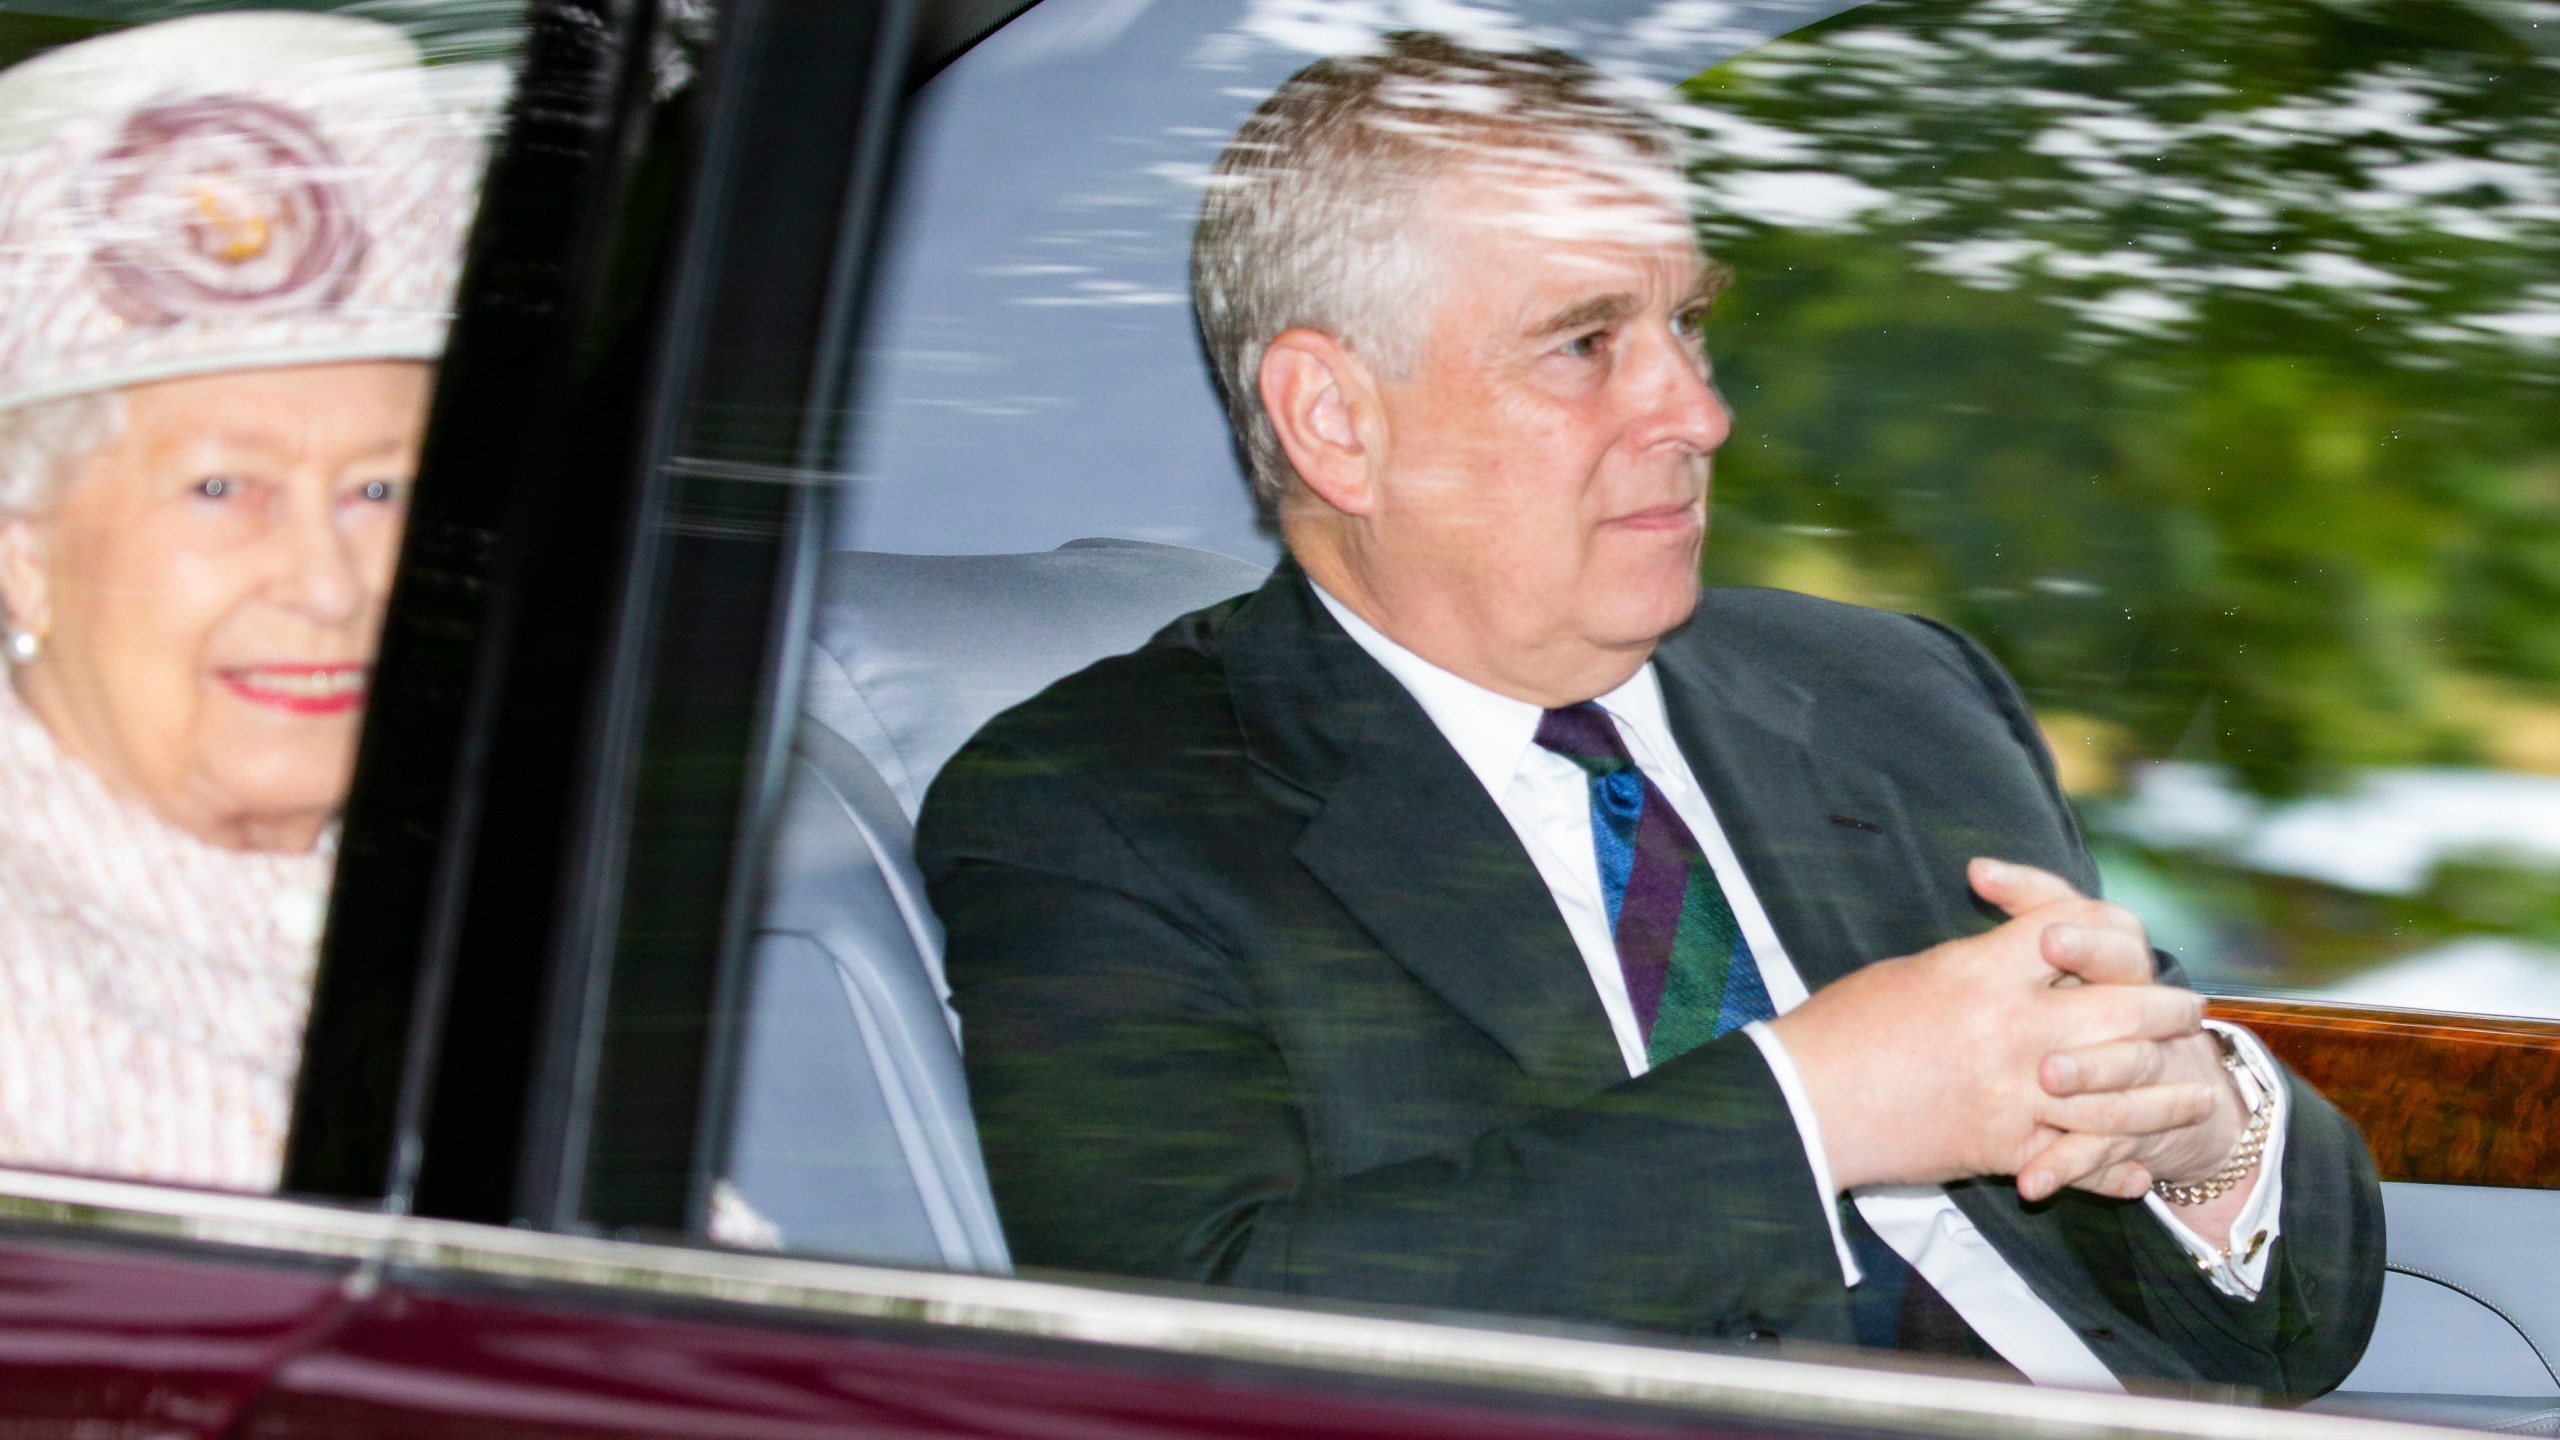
[0,1,515,1191]
[725,0,1881,1267]
[697,0,2406,1414]
[1680,0,2560,1017]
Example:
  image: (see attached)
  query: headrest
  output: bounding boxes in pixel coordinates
[805,539,1267,819]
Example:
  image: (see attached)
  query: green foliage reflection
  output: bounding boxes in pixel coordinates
[1683,0,2560,798]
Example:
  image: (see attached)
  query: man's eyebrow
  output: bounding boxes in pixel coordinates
[1524,265,1737,340]
[1525,292,1638,339]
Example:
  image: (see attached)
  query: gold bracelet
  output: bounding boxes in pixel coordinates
[2154,1045,2271,1207]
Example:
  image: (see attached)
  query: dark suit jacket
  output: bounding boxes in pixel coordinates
[917,561,2385,1398]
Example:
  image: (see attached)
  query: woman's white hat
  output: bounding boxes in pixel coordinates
[0,12,504,413]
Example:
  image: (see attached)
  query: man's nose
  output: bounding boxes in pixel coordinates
[1634,330,1731,457]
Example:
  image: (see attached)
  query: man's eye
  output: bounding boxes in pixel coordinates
[356,479,402,503]
[193,476,236,499]
[1674,309,1710,340]
[1560,331,1605,358]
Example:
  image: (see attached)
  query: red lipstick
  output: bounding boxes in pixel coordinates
[216,664,369,716]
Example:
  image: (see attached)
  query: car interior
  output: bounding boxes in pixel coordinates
[725,532,2560,1425]
[712,0,2560,1429]
[727,538,1265,1271]
[6,0,2543,1428]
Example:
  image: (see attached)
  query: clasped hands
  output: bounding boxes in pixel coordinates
[1768,857,2252,1219]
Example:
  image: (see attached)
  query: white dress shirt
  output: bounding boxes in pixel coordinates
[1313,586,2287,1388]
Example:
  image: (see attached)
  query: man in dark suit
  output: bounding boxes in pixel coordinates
[917,32,2382,1396]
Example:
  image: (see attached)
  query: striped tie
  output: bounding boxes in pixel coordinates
[1534,702,1774,1065]
[1538,705,2007,1365]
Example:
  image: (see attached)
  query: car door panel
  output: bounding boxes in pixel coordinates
[2335,1184,2560,1398]
[2209,999,2560,1416]
[0,1164,2417,1440]
[0,1225,356,1439]
[2339,1270,2553,1402]
[2209,998,2560,1190]
[228,1281,1777,1440]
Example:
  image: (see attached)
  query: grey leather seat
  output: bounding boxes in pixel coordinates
[2313,1181,2560,1430]
[721,538,1267,1269]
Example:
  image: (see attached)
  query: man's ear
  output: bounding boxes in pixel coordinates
[0,514,52,640]
[1259,327,1381,517]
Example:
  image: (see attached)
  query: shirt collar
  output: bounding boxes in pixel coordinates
[1310,581,1675,798]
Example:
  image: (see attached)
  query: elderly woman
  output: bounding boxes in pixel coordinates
[0,13,495,1190]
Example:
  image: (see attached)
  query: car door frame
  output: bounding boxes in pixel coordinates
[283,0,936,1243]
[0,1161,2412,1440]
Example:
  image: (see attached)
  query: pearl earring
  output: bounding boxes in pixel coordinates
[5,628,38,665]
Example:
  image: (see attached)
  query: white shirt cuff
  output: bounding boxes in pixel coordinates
[2138,1019,2288,1301]
[1742,1020,1864,1287]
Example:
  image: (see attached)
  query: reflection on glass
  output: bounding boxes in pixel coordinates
[0,10,501,1189]
[1681,0,2560,1013]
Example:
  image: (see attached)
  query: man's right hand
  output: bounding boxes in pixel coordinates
[1764,858,2219,1198]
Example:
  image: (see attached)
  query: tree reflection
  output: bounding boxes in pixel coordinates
[1682,0,2560,995]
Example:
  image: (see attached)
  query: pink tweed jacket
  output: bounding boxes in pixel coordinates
[0,681,330,1191]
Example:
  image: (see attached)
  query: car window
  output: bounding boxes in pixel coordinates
[0,0,517,1193]
[547,0,2450,1413]
[1677,0,2560,1020]
[836,0,2560,1034]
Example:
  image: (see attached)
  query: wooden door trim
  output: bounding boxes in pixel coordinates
[2207,995,2560,1190]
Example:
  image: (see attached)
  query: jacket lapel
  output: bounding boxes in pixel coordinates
[1650,619,1934,993]
[1220,567,1626,1093]
[1650,628,1861,990]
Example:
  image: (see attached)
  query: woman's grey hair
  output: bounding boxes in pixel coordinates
[1192,31,1692,511]
[0,390,125,517]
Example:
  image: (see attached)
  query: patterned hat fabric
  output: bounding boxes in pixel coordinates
[0,12,504,413]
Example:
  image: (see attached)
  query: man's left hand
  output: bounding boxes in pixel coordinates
[1973,862,2253,1214]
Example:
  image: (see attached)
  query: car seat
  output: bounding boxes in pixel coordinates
[720,538,1268,1269]
[725,540,2560,1430]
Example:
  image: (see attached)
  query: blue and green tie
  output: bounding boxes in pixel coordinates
[1533,701,1774,1064]
[1537,702,2004,1364]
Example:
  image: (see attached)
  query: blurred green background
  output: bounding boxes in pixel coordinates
[1683,0,2560,1005]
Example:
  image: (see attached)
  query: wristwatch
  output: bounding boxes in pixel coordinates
[2153,1027,2273,1207]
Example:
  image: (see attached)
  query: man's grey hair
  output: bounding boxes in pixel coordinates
[1193,31,1693,510]
[0,390,124,517]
